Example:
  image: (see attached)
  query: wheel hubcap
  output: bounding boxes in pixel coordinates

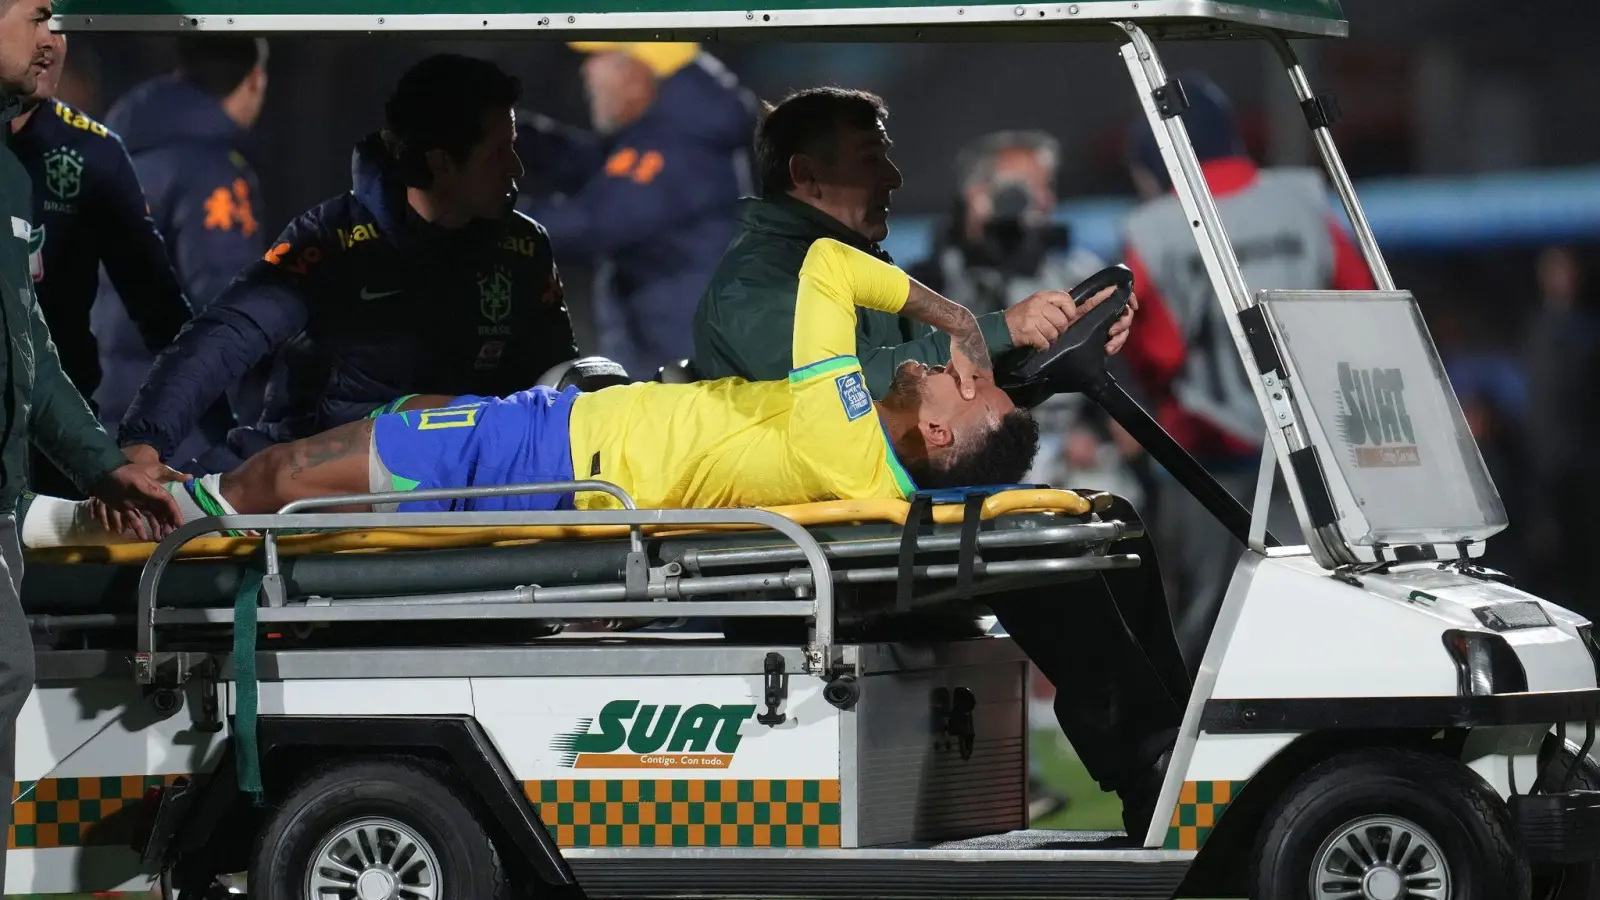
[305,817,440,900]
[1311,815,1450,900]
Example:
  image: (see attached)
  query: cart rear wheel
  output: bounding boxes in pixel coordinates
[1251,747,1530,900]
[250,757,510,900]
[1531,734,1600,900]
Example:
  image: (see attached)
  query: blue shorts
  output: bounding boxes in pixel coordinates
[369,386,580,512]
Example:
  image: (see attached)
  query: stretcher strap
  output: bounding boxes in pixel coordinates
[895,495,935,613]
[232,566,264,803]
[956,493,985,597]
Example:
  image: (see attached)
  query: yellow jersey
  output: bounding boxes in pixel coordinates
[566,238,918,510]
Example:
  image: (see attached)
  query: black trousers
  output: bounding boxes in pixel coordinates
[989,497,1191,796]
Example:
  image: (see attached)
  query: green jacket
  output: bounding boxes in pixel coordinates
[690,195,1013,399]
[1,93,127,511]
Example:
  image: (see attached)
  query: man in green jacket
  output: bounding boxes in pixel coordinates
[689,86,1190,839]
[691,86,1134,397]
[0,0,187,887]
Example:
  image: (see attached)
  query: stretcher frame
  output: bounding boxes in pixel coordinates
[124,481,1136,686]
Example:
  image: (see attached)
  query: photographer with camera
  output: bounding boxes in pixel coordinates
[908,130,1151,821]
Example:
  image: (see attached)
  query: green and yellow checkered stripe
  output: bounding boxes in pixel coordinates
[526,779,841,848]
[1163,779,1246,851]
[10,776,185,849]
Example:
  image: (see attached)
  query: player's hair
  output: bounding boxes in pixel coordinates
[756,86,887,197]
[382,53,522,189]
[175,36,268,98]
[910,409,1041,490]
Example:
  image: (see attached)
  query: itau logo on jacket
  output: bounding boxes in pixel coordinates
[552,700,757,770]
[1336,362,1420,468]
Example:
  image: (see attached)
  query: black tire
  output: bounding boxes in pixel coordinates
[1251,747,1530,900]
[250,757,510,900]
[1532,734,1600,900]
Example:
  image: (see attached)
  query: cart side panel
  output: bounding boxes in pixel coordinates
[471,674,844,850]
[853,654,1028,847]
[8,677,224,895]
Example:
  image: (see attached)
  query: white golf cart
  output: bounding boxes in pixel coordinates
[13,2,1600,899]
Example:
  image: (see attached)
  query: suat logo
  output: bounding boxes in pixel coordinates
[1336,362,1420,468]
[552,700,757,770]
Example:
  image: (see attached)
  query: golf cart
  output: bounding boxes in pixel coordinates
[13,1,1600,898]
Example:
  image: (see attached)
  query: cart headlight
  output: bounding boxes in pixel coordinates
[1443,629,1528,696]
[1578,624,1600,688]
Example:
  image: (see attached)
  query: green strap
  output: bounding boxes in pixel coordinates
[232,566,265,803]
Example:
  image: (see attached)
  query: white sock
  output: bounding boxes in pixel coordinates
[18,477,242,549]
[20,494,129,548]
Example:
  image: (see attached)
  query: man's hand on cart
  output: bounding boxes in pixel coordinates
[1003,284,1136,358]
[88,462,192,542]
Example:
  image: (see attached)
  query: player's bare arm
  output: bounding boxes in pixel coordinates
[901,277,991,397]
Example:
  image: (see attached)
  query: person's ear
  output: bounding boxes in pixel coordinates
[789,153,820,197]
[919,417,956,452]
[424,147,453,181]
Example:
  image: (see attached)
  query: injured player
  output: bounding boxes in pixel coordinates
[20,237,1069,547]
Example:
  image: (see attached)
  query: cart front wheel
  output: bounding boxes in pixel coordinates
[1252,747,1530,900]
[251,757,510,900]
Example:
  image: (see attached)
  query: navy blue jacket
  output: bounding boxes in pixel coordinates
[90,74,267,442]
[117,134,580,463]
[515,53,755,336]
[8,99,193,401]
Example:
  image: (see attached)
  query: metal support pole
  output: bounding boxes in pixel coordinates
[1117,22,1340,568]
[1263,30,1395,291]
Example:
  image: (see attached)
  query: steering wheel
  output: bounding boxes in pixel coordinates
[997,264,1134,402]
[994,264,1278,548]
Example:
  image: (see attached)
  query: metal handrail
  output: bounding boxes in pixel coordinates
[135,489,838,673]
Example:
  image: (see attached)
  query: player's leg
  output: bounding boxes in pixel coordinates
[218,418,380,514]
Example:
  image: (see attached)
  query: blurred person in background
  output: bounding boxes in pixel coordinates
[1523,246,1600,614]
[90,34,269,465]
[906,129,1143,820]
[115,53,580,477]
[1120,71,1374,675]
[515,41,756,380]
[8,32,195,499]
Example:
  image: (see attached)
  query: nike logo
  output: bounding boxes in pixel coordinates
[359,287,402,300]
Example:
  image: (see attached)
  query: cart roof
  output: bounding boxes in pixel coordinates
[52,0,1347,38]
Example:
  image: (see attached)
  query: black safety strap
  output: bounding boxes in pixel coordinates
[895,494,935,613]
[955,493,986,598]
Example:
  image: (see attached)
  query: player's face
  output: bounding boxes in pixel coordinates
[0,0,54,96]
[891,360,1014,463]
[26,29,63,101]
[441,107,524,220]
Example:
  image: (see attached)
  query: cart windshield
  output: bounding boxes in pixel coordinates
[1259,290,1508,551]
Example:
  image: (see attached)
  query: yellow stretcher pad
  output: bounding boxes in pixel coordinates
[27,489,1096,566]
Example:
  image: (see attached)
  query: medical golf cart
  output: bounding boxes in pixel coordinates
[14,1,1600,898]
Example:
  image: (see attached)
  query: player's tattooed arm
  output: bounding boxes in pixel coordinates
[900,278,992,374]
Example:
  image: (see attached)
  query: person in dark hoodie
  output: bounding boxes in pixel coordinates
[89,34,269,461]
[116,53,581,476]
[515,41,756,380]
[7,31,195,499]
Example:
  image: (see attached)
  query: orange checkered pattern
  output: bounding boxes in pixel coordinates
[10,776,185,849]
[527,779,841,847]
[1163,779,1246,851]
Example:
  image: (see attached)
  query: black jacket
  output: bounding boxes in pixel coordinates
[119,133,580,461]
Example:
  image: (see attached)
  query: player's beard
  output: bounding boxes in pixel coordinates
[884,362,928,409]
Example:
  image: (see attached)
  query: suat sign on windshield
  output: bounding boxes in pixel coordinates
[1335,362,1421,468]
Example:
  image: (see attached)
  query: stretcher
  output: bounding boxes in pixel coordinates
[21,485,1137,667]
